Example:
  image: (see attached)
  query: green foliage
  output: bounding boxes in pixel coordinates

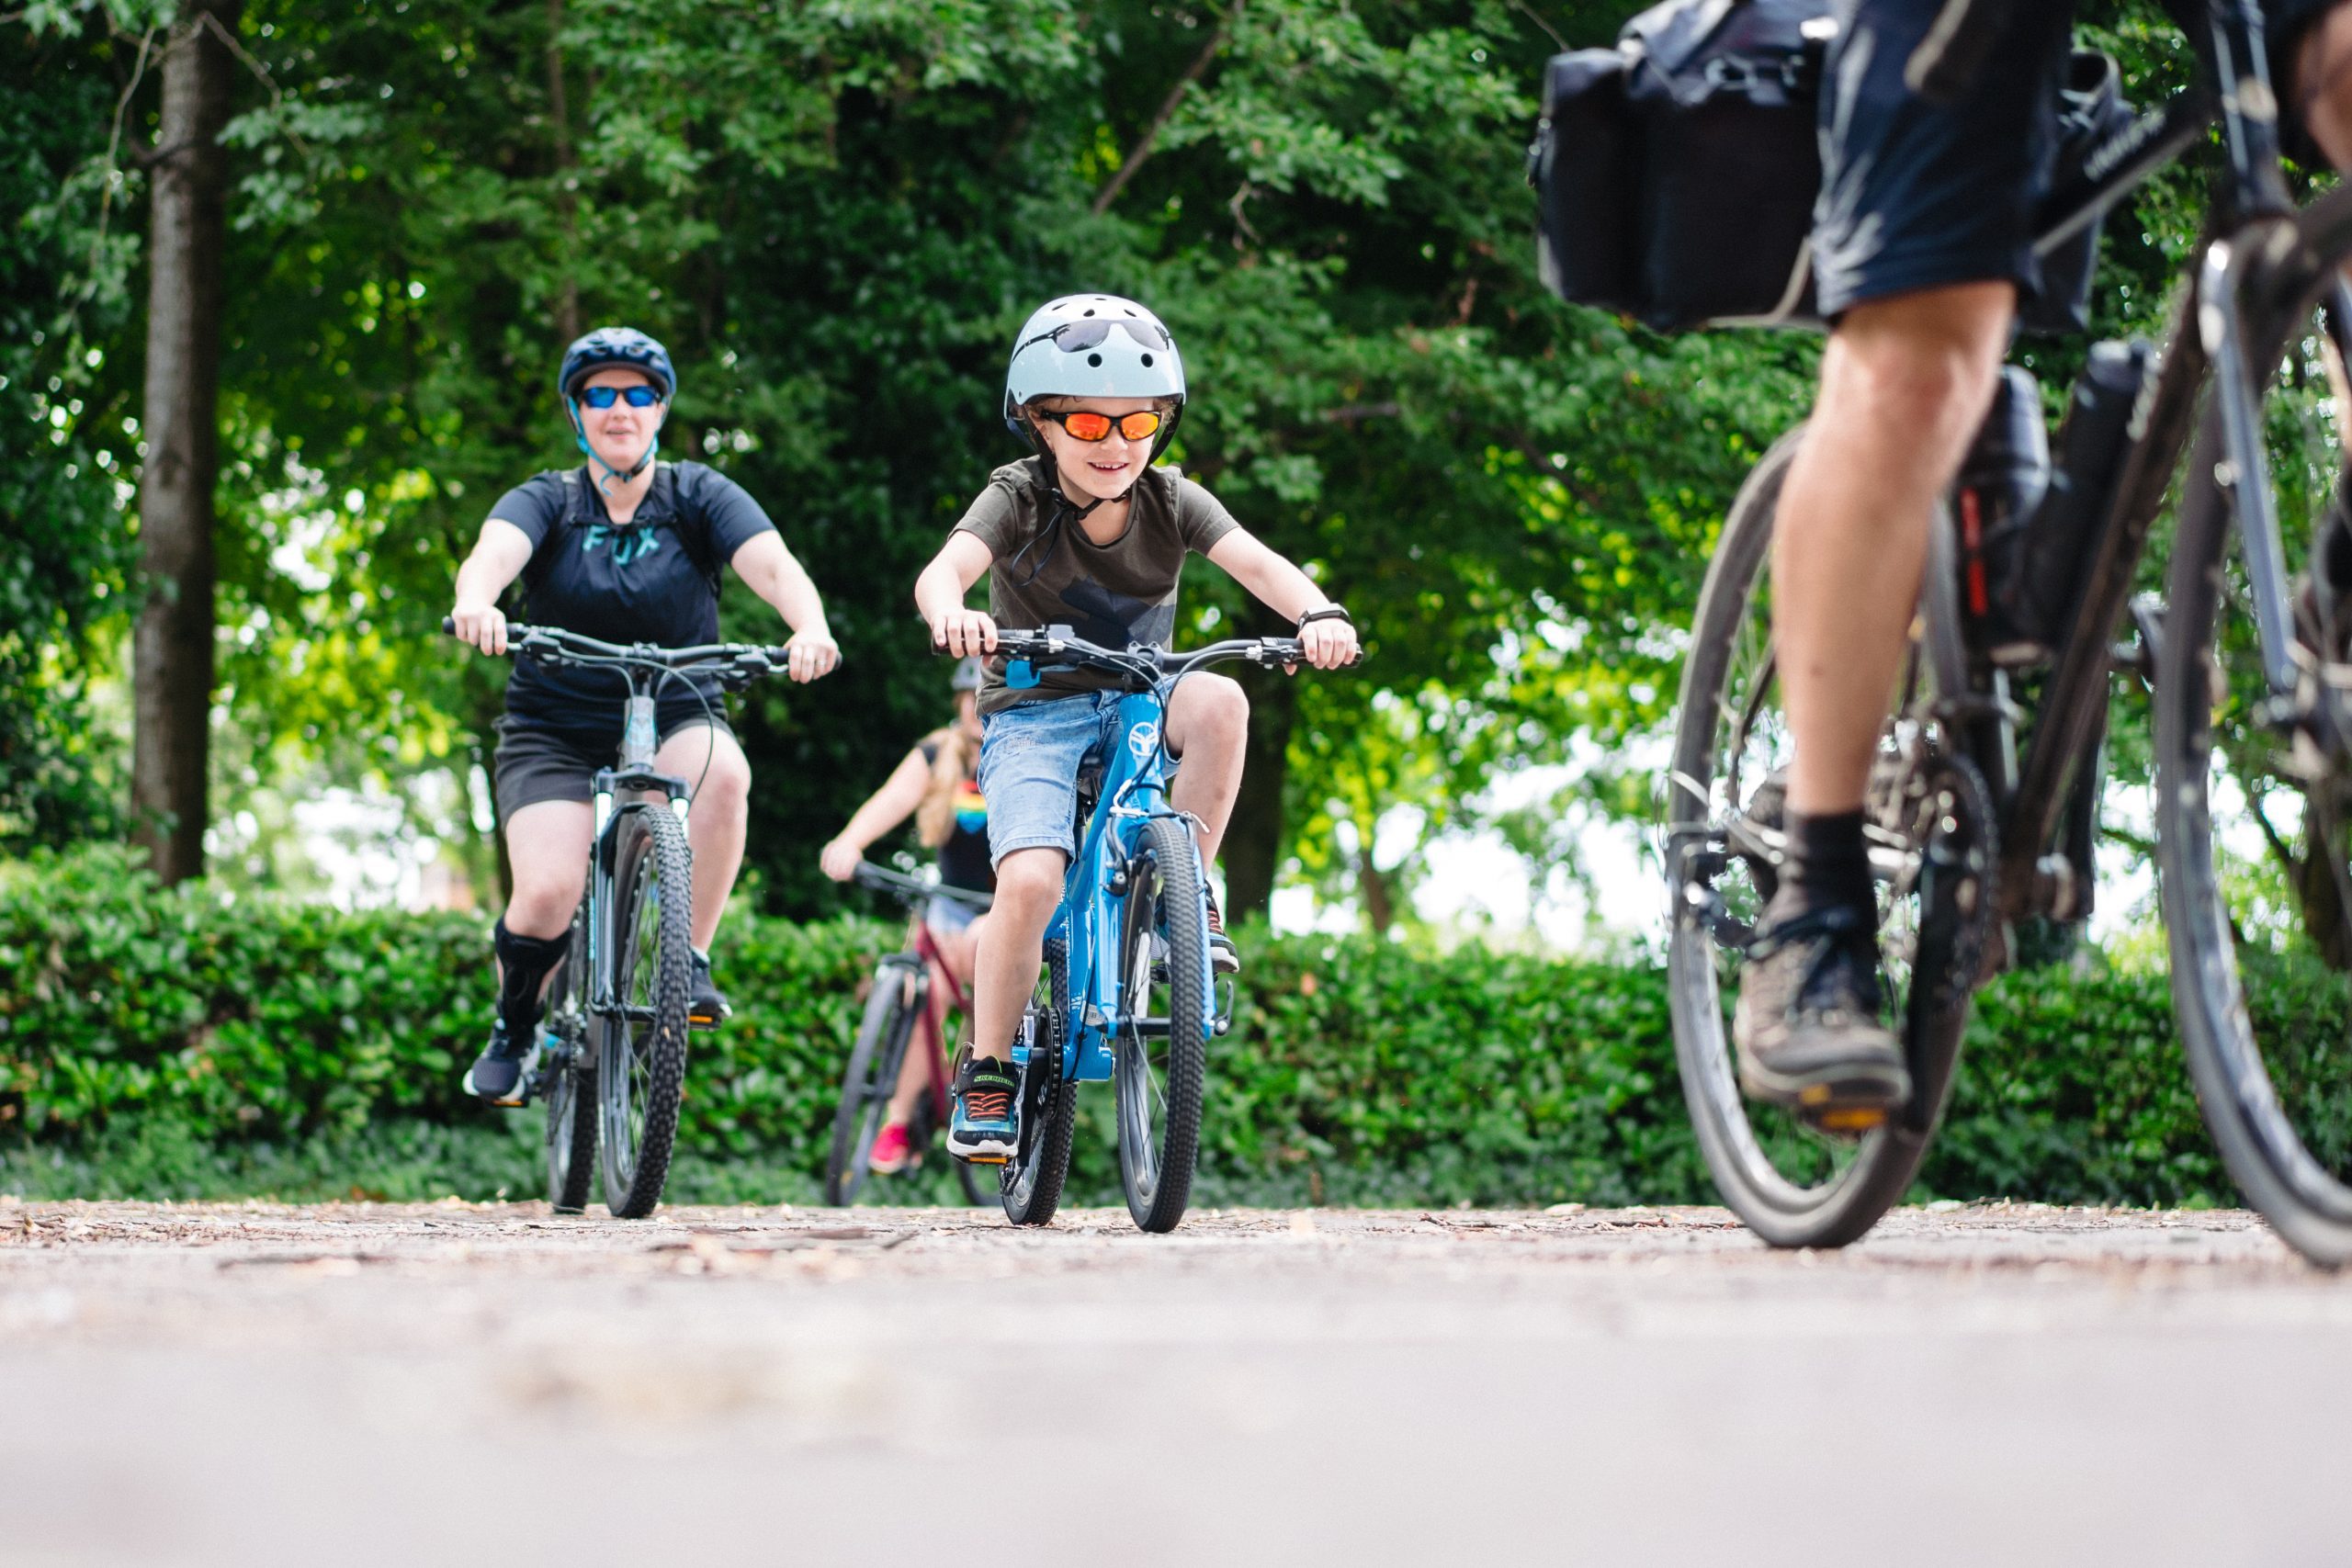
[5,847,2342,1209]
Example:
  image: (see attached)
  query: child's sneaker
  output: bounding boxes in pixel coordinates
[868,1121,913,1175]
[1204,889,1239,975]
[947,1049,1020,1161]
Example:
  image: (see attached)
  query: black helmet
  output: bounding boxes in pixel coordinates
[560,327,675,401]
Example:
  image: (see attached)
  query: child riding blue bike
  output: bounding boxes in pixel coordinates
[912,294,1359,1190]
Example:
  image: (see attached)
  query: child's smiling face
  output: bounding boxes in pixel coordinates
[1031,395,1165,505]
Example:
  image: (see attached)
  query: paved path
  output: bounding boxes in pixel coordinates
[5,1200,2346,1564]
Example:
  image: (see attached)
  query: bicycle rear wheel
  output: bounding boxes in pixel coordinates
[1114,816,1209,1234]
[596,806,695,1219]
[2157,188,2352,1265]
[1001,940,1077,1227]
[544,904,598,1213]
[824,959,921,1206]
[1664,427,1994,1248]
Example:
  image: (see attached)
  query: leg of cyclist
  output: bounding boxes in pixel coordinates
[951,848,1062,1158]
[654,721,751,1024]
[868,914,936,1175]
[1164,671,1247,972]
[1736,284,2015,1117]
[467,799,593,1103]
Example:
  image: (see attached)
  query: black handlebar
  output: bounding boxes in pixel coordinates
[934,625,1362,687]
[851,859,994,912]
[442,616,790,677]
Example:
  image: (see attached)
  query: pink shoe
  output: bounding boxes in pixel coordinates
[868,1121,913,1175]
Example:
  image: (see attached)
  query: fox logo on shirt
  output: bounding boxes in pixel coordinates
[582,523,662,569]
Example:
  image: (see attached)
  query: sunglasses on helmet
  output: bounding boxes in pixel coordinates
[1032,407,1166,443]
[1017,318,1173,355]
[576,385,663,410]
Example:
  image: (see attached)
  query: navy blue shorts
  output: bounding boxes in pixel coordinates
[1815,0,2341,319]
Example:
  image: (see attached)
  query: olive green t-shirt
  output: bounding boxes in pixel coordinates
[952,457,1240,715]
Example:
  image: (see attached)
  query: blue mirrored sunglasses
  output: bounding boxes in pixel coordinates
[577,385,663,410]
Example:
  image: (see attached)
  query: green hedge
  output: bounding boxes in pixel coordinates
[5,846,2349,1208]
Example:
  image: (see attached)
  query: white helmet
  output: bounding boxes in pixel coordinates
[1001,294,1185,442]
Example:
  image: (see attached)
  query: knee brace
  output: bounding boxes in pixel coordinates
[493,919,571,1038]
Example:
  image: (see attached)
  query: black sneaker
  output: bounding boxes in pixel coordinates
[1732,902,1910,1130]
[1204,889,1239,976]
[947,1047,1020,1162]
[463,1018,537,1107]
[689,950,730,1029]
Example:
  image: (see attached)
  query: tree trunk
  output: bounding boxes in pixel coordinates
[545,0,581,343]
[2295,818,2352,970]
[130,1,241,886]
[1357,838,1395,935]
[1222,658,1294,921]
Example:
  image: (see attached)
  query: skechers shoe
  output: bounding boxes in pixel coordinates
[1204,889,1239,976]
[947,1049,1020,1162]
[1732,901,1910,1132]
[689,949,731,1029]
[463,1018,538,1107]
[868,1121,913,1175]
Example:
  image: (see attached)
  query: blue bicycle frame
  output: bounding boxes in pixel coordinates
[1014,683,1221,1089]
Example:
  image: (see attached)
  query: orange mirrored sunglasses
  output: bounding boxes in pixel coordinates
[1034,408,1164,444]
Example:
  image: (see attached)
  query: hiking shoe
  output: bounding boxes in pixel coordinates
[1732,902,1910,1131]
[868,1121,913,1175]
[689,949,731,1029]
[947,1048,1020,1161]
[1204,889,1239,976]
[463,1018,538,1107]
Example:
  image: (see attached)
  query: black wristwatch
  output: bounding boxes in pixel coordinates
[1297,605,1351,630]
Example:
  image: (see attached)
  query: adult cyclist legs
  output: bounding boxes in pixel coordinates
[467,799,593,1104]
[1737,281,2013,1120]
[654,721,751,1025]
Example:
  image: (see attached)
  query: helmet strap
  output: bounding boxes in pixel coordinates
[568,400,661,494]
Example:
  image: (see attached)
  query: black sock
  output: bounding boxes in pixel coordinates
[1768,808,1872,923]
[493,919,569,1043]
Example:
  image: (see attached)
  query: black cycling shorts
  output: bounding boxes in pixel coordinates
[492,711,738,823]
[1815,0,2342,320]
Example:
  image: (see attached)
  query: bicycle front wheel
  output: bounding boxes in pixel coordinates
[1114,816,1209,1234]
[1664,427,1992,1248]
[1001,940,1077,1227]
[824,960,920,1206]
[2157,187,2352,1265]
[544,904,598,1213]
[596,806,695,1219]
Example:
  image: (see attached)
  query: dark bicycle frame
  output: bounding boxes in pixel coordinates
[1949,0,2335,926]
[852,861,990,1131]
[449,620,786,1071]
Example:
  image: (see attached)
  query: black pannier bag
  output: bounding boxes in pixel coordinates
[1532,0,1831,333]
[1531,1,2132,336]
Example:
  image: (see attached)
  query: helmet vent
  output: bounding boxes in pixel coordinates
[1082,308,1097,317]
[1087,353,1103,367]
[1140,353,1154,367]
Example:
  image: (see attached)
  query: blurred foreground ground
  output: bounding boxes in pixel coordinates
[5,1200,2347,1564]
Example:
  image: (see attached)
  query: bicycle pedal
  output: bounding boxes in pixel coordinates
[963,1154,1008,1167]
[1812,1106,1887,1134]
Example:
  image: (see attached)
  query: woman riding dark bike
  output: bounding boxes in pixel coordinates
[819,656,994,1174]
[447,326,840,1103]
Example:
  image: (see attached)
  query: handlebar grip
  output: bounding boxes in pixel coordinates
[442,616,457,636]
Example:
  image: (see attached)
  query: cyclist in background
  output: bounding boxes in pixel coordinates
[447,326,840,1104]
[914,293,1359,1163]
[819,656,995,1174]
[1736,0,2352,1125]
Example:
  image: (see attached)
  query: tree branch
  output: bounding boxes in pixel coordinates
[1091,1,1240,218]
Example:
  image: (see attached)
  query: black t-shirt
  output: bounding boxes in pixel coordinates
[491,461,776,735]
[919,738,995,895]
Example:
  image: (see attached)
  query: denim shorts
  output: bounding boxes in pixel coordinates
[978,692,1173,868]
